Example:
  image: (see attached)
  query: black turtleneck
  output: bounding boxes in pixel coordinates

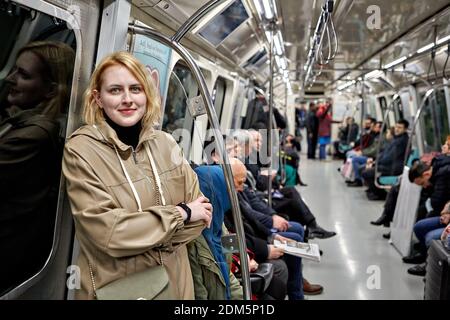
[104,113,142,149]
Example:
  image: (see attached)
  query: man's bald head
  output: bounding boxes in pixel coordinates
[229,157,247,192]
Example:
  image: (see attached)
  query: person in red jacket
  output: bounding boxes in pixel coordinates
[316,101,339,160]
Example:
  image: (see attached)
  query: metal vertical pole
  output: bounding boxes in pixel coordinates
[360,80,365,151]
[267,25,274,208]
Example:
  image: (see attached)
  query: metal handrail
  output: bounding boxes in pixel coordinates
[128,24,252,300]
[171,0,224,43]
[267,26,274,208]
[373,89,408,190]
[371,71,432,178]
[304,0,337,85]
[346,71,432,189]
[404,83,450,166]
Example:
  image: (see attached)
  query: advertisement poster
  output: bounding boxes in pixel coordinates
[132,34,172,108]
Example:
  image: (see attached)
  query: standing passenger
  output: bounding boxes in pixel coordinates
[306,103,318,159]
[316,101,338,160]
[62,52,212,299]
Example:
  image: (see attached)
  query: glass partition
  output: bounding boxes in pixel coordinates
[0,1,76,295]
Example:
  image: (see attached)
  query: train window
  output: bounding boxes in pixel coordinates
[231,80,246,129]
[368,97,377,120]
[163,63,199,153]
[378,96,390,127]
[199,0,249,47]
[0,3,76,295]
[433,90,449,145]
[393,97,404,122]
[419,89,449,152]
[212,77,226,121]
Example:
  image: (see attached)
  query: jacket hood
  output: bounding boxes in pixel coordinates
[69,120,156,153]
[432,154,450,173]
[194,165,231,299]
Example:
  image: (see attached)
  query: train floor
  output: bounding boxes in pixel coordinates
[298,156,424,300]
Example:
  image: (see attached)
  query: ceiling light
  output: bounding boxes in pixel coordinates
[417,43,434,54]
[338,80,356,91]
[253,0,263,19]
[274,36,283,55]
[261,0,274,20]
[383,56,407,69]
[437,34,450,45]
[365,70,383,79]
[265,30,273,43]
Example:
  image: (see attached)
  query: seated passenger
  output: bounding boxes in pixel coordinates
[333,116,359,159]
[187,165,243,300]
[282,134,307,187]
[230,158,323,296]
[371,138,450,227]
[403,158,450,276]
[361,119,409,200]
[345,117,376,160]
[406,200,450,277]
[346,122,383,187]
[233,130,335,239]
[204,162,290,300]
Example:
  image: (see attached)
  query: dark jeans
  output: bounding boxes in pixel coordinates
[272,186,316,226]
[413,216,446,253]
[277,222,304,300]
[382,184,400,222]
[265,259,288,300]
[307,134,318,159]
[361,167,387,197]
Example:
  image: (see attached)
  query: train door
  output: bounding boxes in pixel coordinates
[230,78,248,130]
[0,0,99,299]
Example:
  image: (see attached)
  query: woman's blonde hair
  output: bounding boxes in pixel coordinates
[18,41,75,119]
[83,52,161,128]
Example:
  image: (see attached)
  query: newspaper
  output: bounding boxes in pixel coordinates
[273,239,321,262]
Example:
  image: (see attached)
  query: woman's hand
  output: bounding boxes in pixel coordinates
[185,196,212,228]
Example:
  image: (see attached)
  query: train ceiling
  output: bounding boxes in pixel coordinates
[132,0,450,99]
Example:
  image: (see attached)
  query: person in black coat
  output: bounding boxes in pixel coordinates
[361,120,409,200]
[228,158,306,299]
[305,103,319,159]
[409,155,450,216]
[404,157,450,275]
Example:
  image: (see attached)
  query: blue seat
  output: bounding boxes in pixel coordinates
[379,176,399,185]
[406,149,419,168]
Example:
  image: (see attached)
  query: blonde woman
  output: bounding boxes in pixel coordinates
[62,52,212,299]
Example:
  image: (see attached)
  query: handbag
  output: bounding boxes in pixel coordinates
[231,250,274,296]
[89,263,172,300]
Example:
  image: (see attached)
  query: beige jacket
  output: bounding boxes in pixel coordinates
[62,121,205,299]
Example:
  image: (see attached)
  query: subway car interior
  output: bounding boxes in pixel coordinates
[0,0,450,301]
